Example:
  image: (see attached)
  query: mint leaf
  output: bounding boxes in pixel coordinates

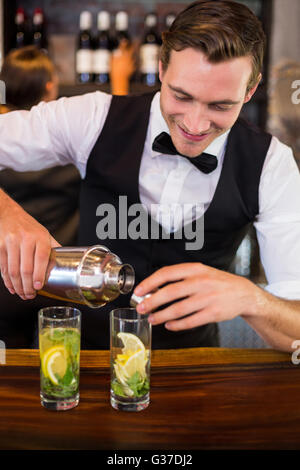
[138,378,150,396]
[59,364,74,386]
[127,372,150,397]
[111,379,127,397]
[50,329,65,342]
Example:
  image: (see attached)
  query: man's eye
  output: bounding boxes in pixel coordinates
[174,95,190,101]
[211,104,233,111]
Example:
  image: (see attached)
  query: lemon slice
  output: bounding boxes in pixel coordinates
[117,332,145,355]
[46,350,68,385]
[41,345,64,377]
[114,333,149,396]
[42,346,68,385]
[113,363,134,397]
[114,350,147,397]
[117,349,147,380]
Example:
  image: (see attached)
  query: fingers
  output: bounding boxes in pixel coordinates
[4,235,35,300]
[20,237,36,299]
[32,235,60,290]
[165,308,216,331]
[0,232,59,300]
[4,234,49,299]
[6,235,24,298]
[32,240,51,292]
[136,277,202,314]
[0,240,15,294]
[0,192,59,300]
[145,290,212,326]
[134,263,251,332]
[143,292,216,332]
[135,263,205,297]
[148,295,202,324]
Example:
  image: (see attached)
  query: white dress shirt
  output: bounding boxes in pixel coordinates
[0,90,300,299]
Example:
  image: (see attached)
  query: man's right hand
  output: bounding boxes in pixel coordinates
[0,190,60,300]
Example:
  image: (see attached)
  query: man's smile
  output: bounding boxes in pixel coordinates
[176,123,212,142]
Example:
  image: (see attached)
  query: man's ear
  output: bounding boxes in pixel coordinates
[244,73,262,104]
[158,60,165,83]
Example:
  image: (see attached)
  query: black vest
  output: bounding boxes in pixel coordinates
[78,92,272,349]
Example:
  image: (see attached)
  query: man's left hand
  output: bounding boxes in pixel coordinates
[134,263,259,330]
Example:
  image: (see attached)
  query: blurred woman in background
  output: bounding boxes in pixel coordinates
[0,45,80,244]
[0,46,81,347]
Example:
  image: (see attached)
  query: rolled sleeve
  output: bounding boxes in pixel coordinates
[0,91,112,177]
[255,136,300,300]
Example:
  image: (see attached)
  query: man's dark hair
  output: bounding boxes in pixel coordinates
[160,0,266,92]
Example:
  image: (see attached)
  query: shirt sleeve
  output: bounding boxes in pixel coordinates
[0,91,112,178]
[254,136,300,299]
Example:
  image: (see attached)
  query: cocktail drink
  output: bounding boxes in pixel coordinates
[110,308,151,411]
[38,306,81,411]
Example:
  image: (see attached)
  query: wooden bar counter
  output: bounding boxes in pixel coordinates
[1,347,300,450]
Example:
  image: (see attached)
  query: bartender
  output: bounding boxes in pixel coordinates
[0,1,299,351]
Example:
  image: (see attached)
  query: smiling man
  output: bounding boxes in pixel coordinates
[158,49,257,157]
[0,1,300,351]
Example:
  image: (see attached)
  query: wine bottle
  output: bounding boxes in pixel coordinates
[139,13,161,87]
[15,7,26,49]
[32,7,47,51]
[113,11,130,49]
[93,11,112,85]
[76,11,93,84]
[164,12,177,30]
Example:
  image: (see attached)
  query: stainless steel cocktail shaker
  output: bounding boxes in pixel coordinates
[38,245,135,308]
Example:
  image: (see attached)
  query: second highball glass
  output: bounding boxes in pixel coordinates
[110,308,152,412]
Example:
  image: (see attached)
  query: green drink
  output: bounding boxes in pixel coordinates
[39,307,81,411]
[110,308,152,412]
[111,332,150,400]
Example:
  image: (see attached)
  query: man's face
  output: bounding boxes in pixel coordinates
[159,48,259,157]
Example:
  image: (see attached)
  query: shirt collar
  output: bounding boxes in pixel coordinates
[150,91,230,161]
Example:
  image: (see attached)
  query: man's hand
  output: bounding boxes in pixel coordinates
[0,190,60,300]
[134,263,259,331]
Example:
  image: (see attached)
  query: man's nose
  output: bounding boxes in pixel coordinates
[183,105,210,135]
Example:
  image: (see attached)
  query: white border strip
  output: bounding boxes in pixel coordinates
[0,339,6,364]
[0,0,3,71]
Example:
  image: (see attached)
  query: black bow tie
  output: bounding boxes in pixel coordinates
[152,132,218,174]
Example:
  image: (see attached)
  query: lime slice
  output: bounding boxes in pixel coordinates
[42,346,68,385]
